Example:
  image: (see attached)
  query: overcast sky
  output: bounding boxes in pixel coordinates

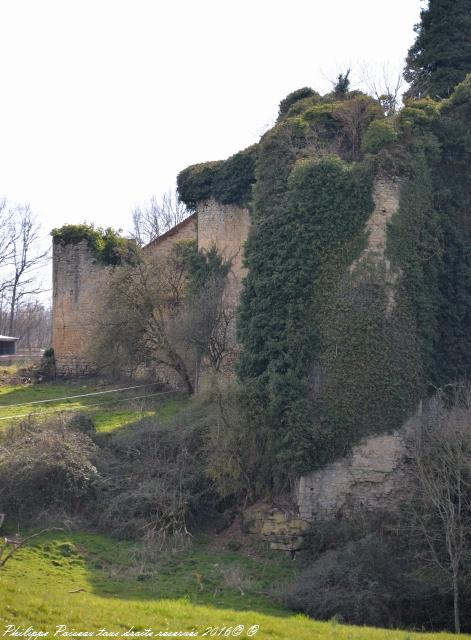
[0,0,423,243]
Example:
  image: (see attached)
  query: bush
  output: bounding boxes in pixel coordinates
[38,348,56,381]
[281,535,407,627]
[204,384,274,502]
[0,417,98,520]
[68,412,96,435]
[277,87,319,120]
[361,119,397,154]
[94,407,215,545]
[51,224,137,265]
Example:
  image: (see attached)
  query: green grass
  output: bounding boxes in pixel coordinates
[1,530,468,639]
[0,382,188,433]
[0,381,469,639]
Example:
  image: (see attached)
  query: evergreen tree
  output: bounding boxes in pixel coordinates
[404,0,471,99]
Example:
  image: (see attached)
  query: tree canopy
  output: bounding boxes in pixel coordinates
[404,0,471,99]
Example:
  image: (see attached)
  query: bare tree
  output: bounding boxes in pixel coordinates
[0,201,15,284]
[333,96,382,161]
[407,386,471,634]
[0,204,49,336]
[91,246,196,393]
[91,243,232,393]
[8,301,52,350]
[130,190,190,246]
[179,271,235,391]
[360,63,404,117]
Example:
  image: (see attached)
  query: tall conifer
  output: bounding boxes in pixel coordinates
[404,0,471,98]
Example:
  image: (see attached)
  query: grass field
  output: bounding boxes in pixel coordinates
[0,380,470,639]
[0,530,469,640]
[0,381,188,432]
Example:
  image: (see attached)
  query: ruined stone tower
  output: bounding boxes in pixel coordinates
[51,201,250,377]
[52,239,111,377]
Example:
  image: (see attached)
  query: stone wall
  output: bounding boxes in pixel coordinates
[145,214,197,258]
[297,425,409,521]
[351,176,403,312]
[197,199,251,310]
[52,240,111,376]
[197,199,251,379]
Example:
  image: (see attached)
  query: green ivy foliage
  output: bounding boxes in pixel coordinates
[386,75,471,387]
[238,154,374,477]
[314,260,423,465]
[177,145,258,210]
[387,156,443,382]
[174,79,471,486]
[51,224,136,265]
[431,75,471,382]
[173,239,231,296]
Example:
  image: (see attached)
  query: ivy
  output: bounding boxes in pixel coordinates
[431,75,471,382]
[386,154,443,383]
[174,79,471,487]
[177,145,258,210]
[314,260,423,465]
[238,152,374,477]
[51,224,136,266]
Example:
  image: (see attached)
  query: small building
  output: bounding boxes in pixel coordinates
[0,335,19,356]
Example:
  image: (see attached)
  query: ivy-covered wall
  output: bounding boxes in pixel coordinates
[177,77,471,486]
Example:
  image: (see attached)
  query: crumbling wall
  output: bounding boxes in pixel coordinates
[52,240,111,376]
[297,427,409,521]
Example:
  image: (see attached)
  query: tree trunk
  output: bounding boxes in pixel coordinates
[8,279,17,336]
[453,571,460,634]
[180,368,194,396]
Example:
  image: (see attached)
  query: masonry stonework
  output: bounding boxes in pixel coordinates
[297,428,409,520]
[52,240,112,376]
[197,198,251,309]
[145,214,197,258]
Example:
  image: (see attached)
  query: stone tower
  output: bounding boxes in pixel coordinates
[52,239,111,376]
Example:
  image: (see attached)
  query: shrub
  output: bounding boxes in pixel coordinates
[277,87,319,120]
[203,384,274,502]
[38,348,56,381]
[51,224,137,265]
[281,535,407,627]
[0,417,98,520]
[94,408,215,544]
[68,413,96,435]
[361,119,397,154]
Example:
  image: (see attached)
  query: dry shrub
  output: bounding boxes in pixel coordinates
[280,535,406,628]
[0,416,98,520]
[204,384,274,502]
[95,411,213,546]
[219,565,251,596]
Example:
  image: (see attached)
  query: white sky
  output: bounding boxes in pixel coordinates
[0,0,423,246]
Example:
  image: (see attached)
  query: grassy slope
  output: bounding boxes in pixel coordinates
[0,382,187,432]
[0,531,468,640]
[0,381,469,639]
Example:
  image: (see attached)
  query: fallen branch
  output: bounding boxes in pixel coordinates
[0,527,63,569]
